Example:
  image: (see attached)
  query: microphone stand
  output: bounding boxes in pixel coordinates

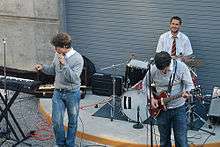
[133,106,143,129]
[148,58,154,147]
[142,58,155,147]
[2,38,10,138]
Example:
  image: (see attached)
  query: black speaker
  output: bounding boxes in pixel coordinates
[91,73,123,96]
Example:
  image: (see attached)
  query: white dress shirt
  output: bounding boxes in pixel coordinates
[156,31,193,56]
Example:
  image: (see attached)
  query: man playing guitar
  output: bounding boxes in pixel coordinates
[142,51,194,147]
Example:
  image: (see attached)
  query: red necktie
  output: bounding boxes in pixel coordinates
[171,36,176,56]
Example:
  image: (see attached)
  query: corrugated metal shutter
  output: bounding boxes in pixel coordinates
[63,0,220,93]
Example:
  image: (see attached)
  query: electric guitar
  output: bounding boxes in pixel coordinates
[149,88,200,118]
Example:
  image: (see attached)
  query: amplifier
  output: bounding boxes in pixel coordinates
[91,73,123,96]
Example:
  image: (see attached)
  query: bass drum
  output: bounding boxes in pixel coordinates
[121,90,148,122]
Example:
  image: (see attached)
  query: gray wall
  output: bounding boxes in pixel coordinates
[0,0,60,70]
[63,0,220,93]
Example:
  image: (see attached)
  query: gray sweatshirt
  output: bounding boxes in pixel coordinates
[42,48,84,90]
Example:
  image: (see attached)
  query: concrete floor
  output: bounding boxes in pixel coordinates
[0,90,105,147]
[39,90,220,146]
[0,88,219,146]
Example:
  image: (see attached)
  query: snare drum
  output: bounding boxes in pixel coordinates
[121,90,148,122]
[125,59,148,88]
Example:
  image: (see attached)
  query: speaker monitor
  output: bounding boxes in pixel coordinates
[208,97,220,117]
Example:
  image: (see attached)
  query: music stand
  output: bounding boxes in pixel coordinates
[0,39,32,146]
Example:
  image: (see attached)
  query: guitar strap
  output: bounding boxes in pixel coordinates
[167,59,177,94]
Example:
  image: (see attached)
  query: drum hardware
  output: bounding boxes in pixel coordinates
[121,89,149,124]
[186,88,215,135]
[101,63,124,121]
[125,59,148,88]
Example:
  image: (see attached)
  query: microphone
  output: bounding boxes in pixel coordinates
[57,53,64,69]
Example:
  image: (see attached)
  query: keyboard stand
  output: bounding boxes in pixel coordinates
[0,86,32,147]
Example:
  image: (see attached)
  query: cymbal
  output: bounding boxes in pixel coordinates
[184,58,203,68]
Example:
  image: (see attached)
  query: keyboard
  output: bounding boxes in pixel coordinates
[0,76,42,94]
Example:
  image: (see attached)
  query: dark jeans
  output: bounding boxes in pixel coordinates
[52,89,81,147]
[156,105,188,147]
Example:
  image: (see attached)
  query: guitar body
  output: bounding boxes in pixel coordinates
[148,87,198,118]
[149,91,169,117]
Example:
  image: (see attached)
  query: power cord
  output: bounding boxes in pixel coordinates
[18,96,54,141]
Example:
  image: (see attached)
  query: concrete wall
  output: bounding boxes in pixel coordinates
[0,0,60,70]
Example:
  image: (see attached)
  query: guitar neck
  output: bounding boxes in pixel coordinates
[163,93,182,103]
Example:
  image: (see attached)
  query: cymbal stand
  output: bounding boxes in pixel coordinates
[101,63,124,121]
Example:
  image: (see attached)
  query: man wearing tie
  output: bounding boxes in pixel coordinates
[34,32,84,147]
[156,16,193,61]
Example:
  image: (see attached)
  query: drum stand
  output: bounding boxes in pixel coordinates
[101,63,124,121]
[187,95,215,135]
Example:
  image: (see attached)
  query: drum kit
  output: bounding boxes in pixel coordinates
[101,59,149,123]
[102,56,211,131]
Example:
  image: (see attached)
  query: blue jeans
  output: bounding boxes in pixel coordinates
[52,89,81,147]
[156,105,188,147]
